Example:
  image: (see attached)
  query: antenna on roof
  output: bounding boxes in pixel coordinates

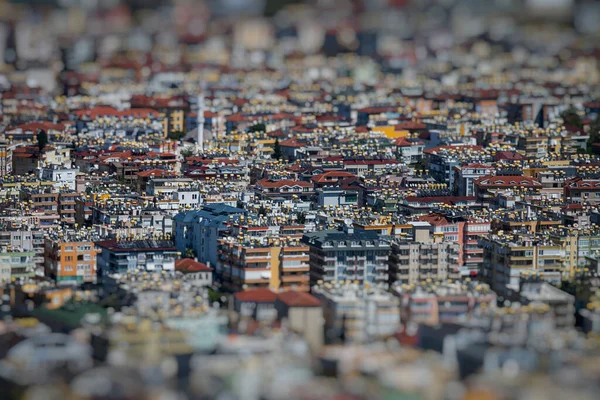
[197,82,206,153]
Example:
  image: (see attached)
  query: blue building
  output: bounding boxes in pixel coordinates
[173,204,246,268]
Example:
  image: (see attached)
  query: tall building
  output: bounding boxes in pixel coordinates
[479,233,564,297]
[173,204,246,268]
[0,140,13,176]
[216,237,310,292]
[388,223,461,285]
[302,226,390,286]
[312,282,400,344]
[44,233,99,284]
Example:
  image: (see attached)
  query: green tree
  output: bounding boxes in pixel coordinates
[561,107,583,129]
[36,130,48,152]
[296,212,306,224]
[248,123,266,133]
[181,147,195,158]
[184,247,196,259]
[272,138,282,160]
[588,114,600,154]
[168,130,186,141]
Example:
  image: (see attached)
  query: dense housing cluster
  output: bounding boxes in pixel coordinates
[1,0,600,399]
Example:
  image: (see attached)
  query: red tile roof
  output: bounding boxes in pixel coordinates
[311,171,356,184]
[175,259,213,273]
[74,106,160,119]
[474,175,542,187]
[495,151,525,161]
[394,121,427,130]
[279,138,305,148]
[234,288,277,303]
[136,169,178,178]
[256,179,313,189]
[418,214,449,226]
[276,291,321,307]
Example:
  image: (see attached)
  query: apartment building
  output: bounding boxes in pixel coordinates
[564,177,600,205]
[0,140,13,176]
[549,228,600,275]
[312,282,400,344]
[95,239,178,280]
[519,281,575,329]
[391,280,496,325]
[44,235,98,284]
[302,226,390,286]
[388,223,461,285]
[216,237,310,292]
[453,163,494,197]
[0,249,36,282]
[0,228,45,271]
[173,204,247,268]
[479,234,564,297]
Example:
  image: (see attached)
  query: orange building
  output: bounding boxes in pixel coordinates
[216,238,310,292]
[44,237,99,284]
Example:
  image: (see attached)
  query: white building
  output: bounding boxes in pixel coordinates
[40,166,78,190]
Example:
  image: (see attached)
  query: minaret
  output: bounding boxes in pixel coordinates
[197,93,204,153]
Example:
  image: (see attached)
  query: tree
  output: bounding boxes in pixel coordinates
[36,130,48,152]
[588,114,600,154]
[296,212,306,224]
[168,130,186,141]
[272,138,282,160]
[248,123,266,133]
[561,107,583,129]
[184,248,196,259]
[181,147,195,158]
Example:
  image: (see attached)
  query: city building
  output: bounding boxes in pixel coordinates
[388,223,461,284]
[302,226,391,286]
[44,234,98,284]
[95,239,178,280]
[479,233,564,297]
[391,280,496,325]
[312,282,400,344]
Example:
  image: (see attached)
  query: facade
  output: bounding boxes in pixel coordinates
[316,187,359,208]
[275,291,324,351]
[395,137,424,164]
[391,280,496,325]
[388,224,461,285]
[519,282,575,328]
[312,283,400,344]
[474,175,543,204]
[173,204,246,268]
[564,177,600,205]
[0,249,36,282]
[479,234,564,297]
[302,227,391,286]
[95,239,178,280]
[424,145,487,189]
[254,179,315,201]
[453,164,495,197]
[0,140,13,176]
[40,166,78,190]
[216,238,311,292]
[0,229,45,271]
[44,238,98,284]
[174,258,214,287]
